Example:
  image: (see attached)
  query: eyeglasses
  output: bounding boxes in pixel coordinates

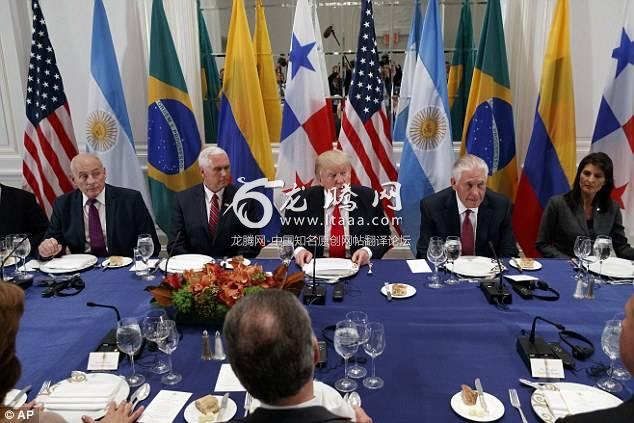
[38,275,85,297]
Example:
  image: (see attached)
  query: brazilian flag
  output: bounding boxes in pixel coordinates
[447,0,475,142]
[198,2,221,143]
[460,0,517,200]
[147,0,202,231]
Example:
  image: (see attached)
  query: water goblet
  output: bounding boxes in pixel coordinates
[141,309,169,374]
[137,234,155,281]
[362,322,386,389]
[444,236,462,285]
[157,320,182,385]
[573,236,592,291]
[596,319,622,392]
[278,236,294,266]
[610,312,631,381]
[345,311,369,379]
[427,237,446,289]
[593,236,612,285]
[12,234,31,280]
[333,319,360,392]
[116,317,145,387]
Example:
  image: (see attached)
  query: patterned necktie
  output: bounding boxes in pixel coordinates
[88,199,107,257]
[461,209,475,256]
[208,193,219,239]
[330,205,345,258]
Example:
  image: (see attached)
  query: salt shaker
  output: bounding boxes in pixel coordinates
[201,330,213,360]
[213,330,227,360]
[573,274,585,299]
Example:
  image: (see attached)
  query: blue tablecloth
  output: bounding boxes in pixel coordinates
[15,259,634,422]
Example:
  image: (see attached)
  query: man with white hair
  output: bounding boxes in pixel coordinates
[168,146,261,258]
[416,154,518,258]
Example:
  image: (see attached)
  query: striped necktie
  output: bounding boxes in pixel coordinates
[209,193,219,239]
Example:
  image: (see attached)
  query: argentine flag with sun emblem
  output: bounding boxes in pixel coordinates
[398,0,455,251]
[86,0,151,213]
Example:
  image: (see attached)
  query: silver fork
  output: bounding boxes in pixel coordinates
[509,389,528,423]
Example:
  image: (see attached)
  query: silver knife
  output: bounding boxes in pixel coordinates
[474,378,488,415]
[218,393,229,419]
[383,282,392,301]
[7,385,31,408]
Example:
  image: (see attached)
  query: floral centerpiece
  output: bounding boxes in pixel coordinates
[146,258,304,323]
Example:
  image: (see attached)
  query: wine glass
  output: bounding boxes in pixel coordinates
[157,320,182,385]
[444,236,462,285]
[333,319,360,392]
[573,236,592,286]
[593,236,612,284]
[137,234,155,281]
[362,321,386,389]
[596,319,622,392]
[141,309,169,374]
[427,237,446,289]
[345,311,370,379]
[278,236,294,266]
[12,234,31,280]
[610,312,631,381]
[116,317,145,387]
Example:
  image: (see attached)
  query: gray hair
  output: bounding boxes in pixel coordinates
[223,290,314,404]
[452,154,489,181]
[198,146,228,169]
[70,152,104,174]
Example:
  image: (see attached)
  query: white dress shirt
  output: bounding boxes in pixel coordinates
[203,185,225,222]
[455,192,478,243]
[82,189,107,253]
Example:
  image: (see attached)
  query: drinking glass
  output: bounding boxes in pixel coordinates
[333,319,360,392]
[141,309,169,374]
[363,322,386,389]
[596,319,622,392]
[116,317,145,387]
[137,234,155,281]
[444,236,462,285]
[278,236,294,266]
[610,312,631,381]
[0,237,8,281]
[12,234,31,280]
[427,237,446,289]
[157,320,182,385]
[593,236,612,285]
[345,311,370,379]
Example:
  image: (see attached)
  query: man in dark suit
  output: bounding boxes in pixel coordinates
[557,294,634,422]
[280,150,391,267]
[0,184,48,251]
[167,146,261,258]
[38,153,159,258]
[416,154,518,259]
[224,290,372,423]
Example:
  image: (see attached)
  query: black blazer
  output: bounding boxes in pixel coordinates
[167,184,261,258]
[280,185,392,259]
[416,187,519,258]
[44,184,160,257]
[0,184,48,251]
[556,398,634,423]
[230,406,351,423]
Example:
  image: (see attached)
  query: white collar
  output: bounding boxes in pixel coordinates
[455,192,478,216]
[204,185,224,201]
[82,188,106,207]
[258,395,319,410]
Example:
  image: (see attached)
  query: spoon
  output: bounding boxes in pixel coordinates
[347,391,362,407]
[130,383,150,412]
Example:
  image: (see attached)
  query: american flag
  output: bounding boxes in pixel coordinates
[23,0,78,216]
[338,0,397,194]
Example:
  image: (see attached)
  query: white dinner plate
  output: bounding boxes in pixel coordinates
[101,256,133,268]
[531,382,622,422]
[303,258,359,280]
[509,258,542,271]
[448,256,505,278]
[40,254,98,274]
[3,388,27,408]
[40,373,128,422]
[159,254,215,273]
[588,257,634,279]
[183,395,238,423]
[2,256,17,267]
[221,258,251,269]
[381,283,416,299]
[450,391,505,422]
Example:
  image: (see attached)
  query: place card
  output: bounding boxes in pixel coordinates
[505,275,539,282]
[138,390,191,423]
[530,358,565,379]
[214,363,246,392]
[87,352,119,371]
[406,259,432,273]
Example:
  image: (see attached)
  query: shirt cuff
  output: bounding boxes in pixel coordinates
[361,246,372,259]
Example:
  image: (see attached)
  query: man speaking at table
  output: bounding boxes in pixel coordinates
[280,150,391,267]
[416,154,518,258]
[38,153,159,258]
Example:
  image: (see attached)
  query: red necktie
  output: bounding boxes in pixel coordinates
[208,193,219,239]
[461,209,475,256]
[88,199,107,257]
[330,205,345,258]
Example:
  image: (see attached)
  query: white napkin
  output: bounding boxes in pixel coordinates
[166,259,206,271]
[313,261,354,271]
[543,388,614,419]
[44,257,93,270]
[542,390,570,419]
[43,379,119,411]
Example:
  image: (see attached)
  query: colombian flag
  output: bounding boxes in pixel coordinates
[513,0,576,257]
[461,0,517,200]
[147,0,202,232]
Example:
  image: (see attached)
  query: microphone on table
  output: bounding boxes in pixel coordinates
[303,236,326,305]
[479,242,512,306]
[517,316,565,369]
[86,302,132,357]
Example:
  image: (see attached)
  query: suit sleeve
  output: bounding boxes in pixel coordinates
[39,199,66,259]
[610,208,634,259]
[416,199,433,259]
[497,200,519,257]
[135,193,161,256]
[236,198,262,258]
[167,194,188,255]
[536,198,568,258]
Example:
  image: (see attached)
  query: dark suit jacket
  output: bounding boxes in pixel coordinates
[230,406,351,423]
[416,187,519,258]
[537,193,634,259]
[280,185,392,259]
[167,184,261,258]
[0,184,48,251]
[44,184,160,257]
[556,398,634,423]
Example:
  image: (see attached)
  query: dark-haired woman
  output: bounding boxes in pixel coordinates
[536,152,634,259]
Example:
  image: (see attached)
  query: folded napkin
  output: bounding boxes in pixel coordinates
[167,259,207,271]
[44,257,93,270]
[45,402,108,411]
[313,262,354,271]
[43,379,119,411]
[543,388,612,419]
